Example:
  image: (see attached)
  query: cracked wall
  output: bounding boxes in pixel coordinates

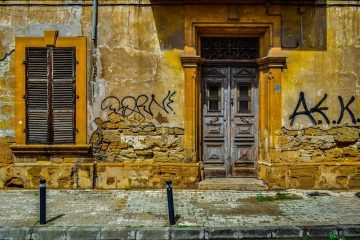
[260,6,360,189]
[0,2,359,189]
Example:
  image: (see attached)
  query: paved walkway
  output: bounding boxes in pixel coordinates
[0,189,360,239]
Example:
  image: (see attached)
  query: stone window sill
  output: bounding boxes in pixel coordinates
[10,144,91,154]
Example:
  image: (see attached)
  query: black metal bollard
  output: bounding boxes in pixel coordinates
[39,179,46,225]
[166,180,176,225]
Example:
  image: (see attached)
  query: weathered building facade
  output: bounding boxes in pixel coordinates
[0,0,359,189]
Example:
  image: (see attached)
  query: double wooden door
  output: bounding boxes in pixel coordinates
[202,64,258,178]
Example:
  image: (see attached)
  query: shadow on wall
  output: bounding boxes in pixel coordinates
[281,5,327,50]
[149,1,327,51]
[150,4,185,50]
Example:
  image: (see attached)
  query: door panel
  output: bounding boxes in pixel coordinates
[202,67,229,177]
[202,65,258,178]
[230,67,258,177]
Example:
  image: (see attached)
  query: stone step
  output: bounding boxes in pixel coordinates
[198,178,268,191]
[232,167,256,178]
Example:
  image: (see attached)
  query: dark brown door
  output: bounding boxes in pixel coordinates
[202,64,258,178]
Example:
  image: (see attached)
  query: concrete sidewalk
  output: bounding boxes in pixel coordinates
[0,189,360,239]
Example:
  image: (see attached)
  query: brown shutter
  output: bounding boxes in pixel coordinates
[52,47,76,144]
[26,48,49,144]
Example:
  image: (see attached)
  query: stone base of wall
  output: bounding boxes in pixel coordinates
[0,161,200,189]
[259,164,360,189]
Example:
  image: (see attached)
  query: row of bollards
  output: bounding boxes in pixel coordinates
[38,179,176,226]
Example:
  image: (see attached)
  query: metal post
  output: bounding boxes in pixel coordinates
[166,180,176,225]
[39,179,46,225]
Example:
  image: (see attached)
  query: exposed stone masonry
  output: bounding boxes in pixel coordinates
[262,126,360,190]
[90,112,186,163]
[281,126,359,162]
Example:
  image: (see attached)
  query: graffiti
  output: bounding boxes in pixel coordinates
[101,91,176,119]
[289,92,359,126]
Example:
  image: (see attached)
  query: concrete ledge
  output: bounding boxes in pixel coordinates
[0,225,359,240]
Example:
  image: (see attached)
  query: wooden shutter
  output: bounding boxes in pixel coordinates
[52,47,76,144]
[26,48,49,144]
[25,47,76,144]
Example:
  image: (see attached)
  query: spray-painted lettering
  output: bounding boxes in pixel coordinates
[289,92,359,126]
[101,91,176,118]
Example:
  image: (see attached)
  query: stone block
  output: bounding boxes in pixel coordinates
[268,149,281,163]
[0,135,15,144]
[349,174,360,189]
[182,166,199,187]
[96,163,127,189]
[135,149,153,157]
[108,112,124,123]
[77,163,94,189]
[66,227,101,240]
[120,150,137,159]
[0,144,12,163]
[299,150,312,162]
[108,141,128,150]
[0,227,31,240]
[283,129,305,136]
[143,125,156,132]
[31,227,67,240]
[170,227,204,240]
[339,224,360,238]
[166,128,175,134]
[270,226,302,238]
[324,148,343,161]
[337,166,357,175]
[101,227,136,240]
[0,164,11,188]
[264,166,287,189]
[291,166,319,176]
[129,176,149,188]
[342,147,360,160]
[173,127,184,135]
[304,127,326,136]
[290,176,315,189]
[336,176,348,187]
[89,129,101,144]
[301,225,338,238]
[13,156,36,163]
[335,127,359,143]
[206,228,241,239]
[136,227,169,240]
[10,163,75,189]
[102,130,122,142]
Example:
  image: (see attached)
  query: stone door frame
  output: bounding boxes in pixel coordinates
[181,22,287,180]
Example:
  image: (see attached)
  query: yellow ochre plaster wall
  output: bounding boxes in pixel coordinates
[259,6,360,189]
[0,1,358,189]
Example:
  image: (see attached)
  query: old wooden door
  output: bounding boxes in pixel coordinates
[201,38,259,178]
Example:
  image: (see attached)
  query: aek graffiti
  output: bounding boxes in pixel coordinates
[289,92,359,126]
[101,91,176,118]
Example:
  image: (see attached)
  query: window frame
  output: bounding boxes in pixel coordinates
[11,30,88,153]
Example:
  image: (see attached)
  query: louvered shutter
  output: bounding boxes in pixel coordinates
[52,47,76,144]
[26,48,49,144]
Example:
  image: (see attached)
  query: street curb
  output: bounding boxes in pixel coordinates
[0,225,359,240]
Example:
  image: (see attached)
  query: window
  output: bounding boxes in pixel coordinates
[25,47,76,144]
[12,30,88,151]
[237,84,252,113]
[207,83,221,112]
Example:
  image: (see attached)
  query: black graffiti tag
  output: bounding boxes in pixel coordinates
[289,92,329,126]
[101,91,176,118]
[289,92,358,126]
[336,96,356,124]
